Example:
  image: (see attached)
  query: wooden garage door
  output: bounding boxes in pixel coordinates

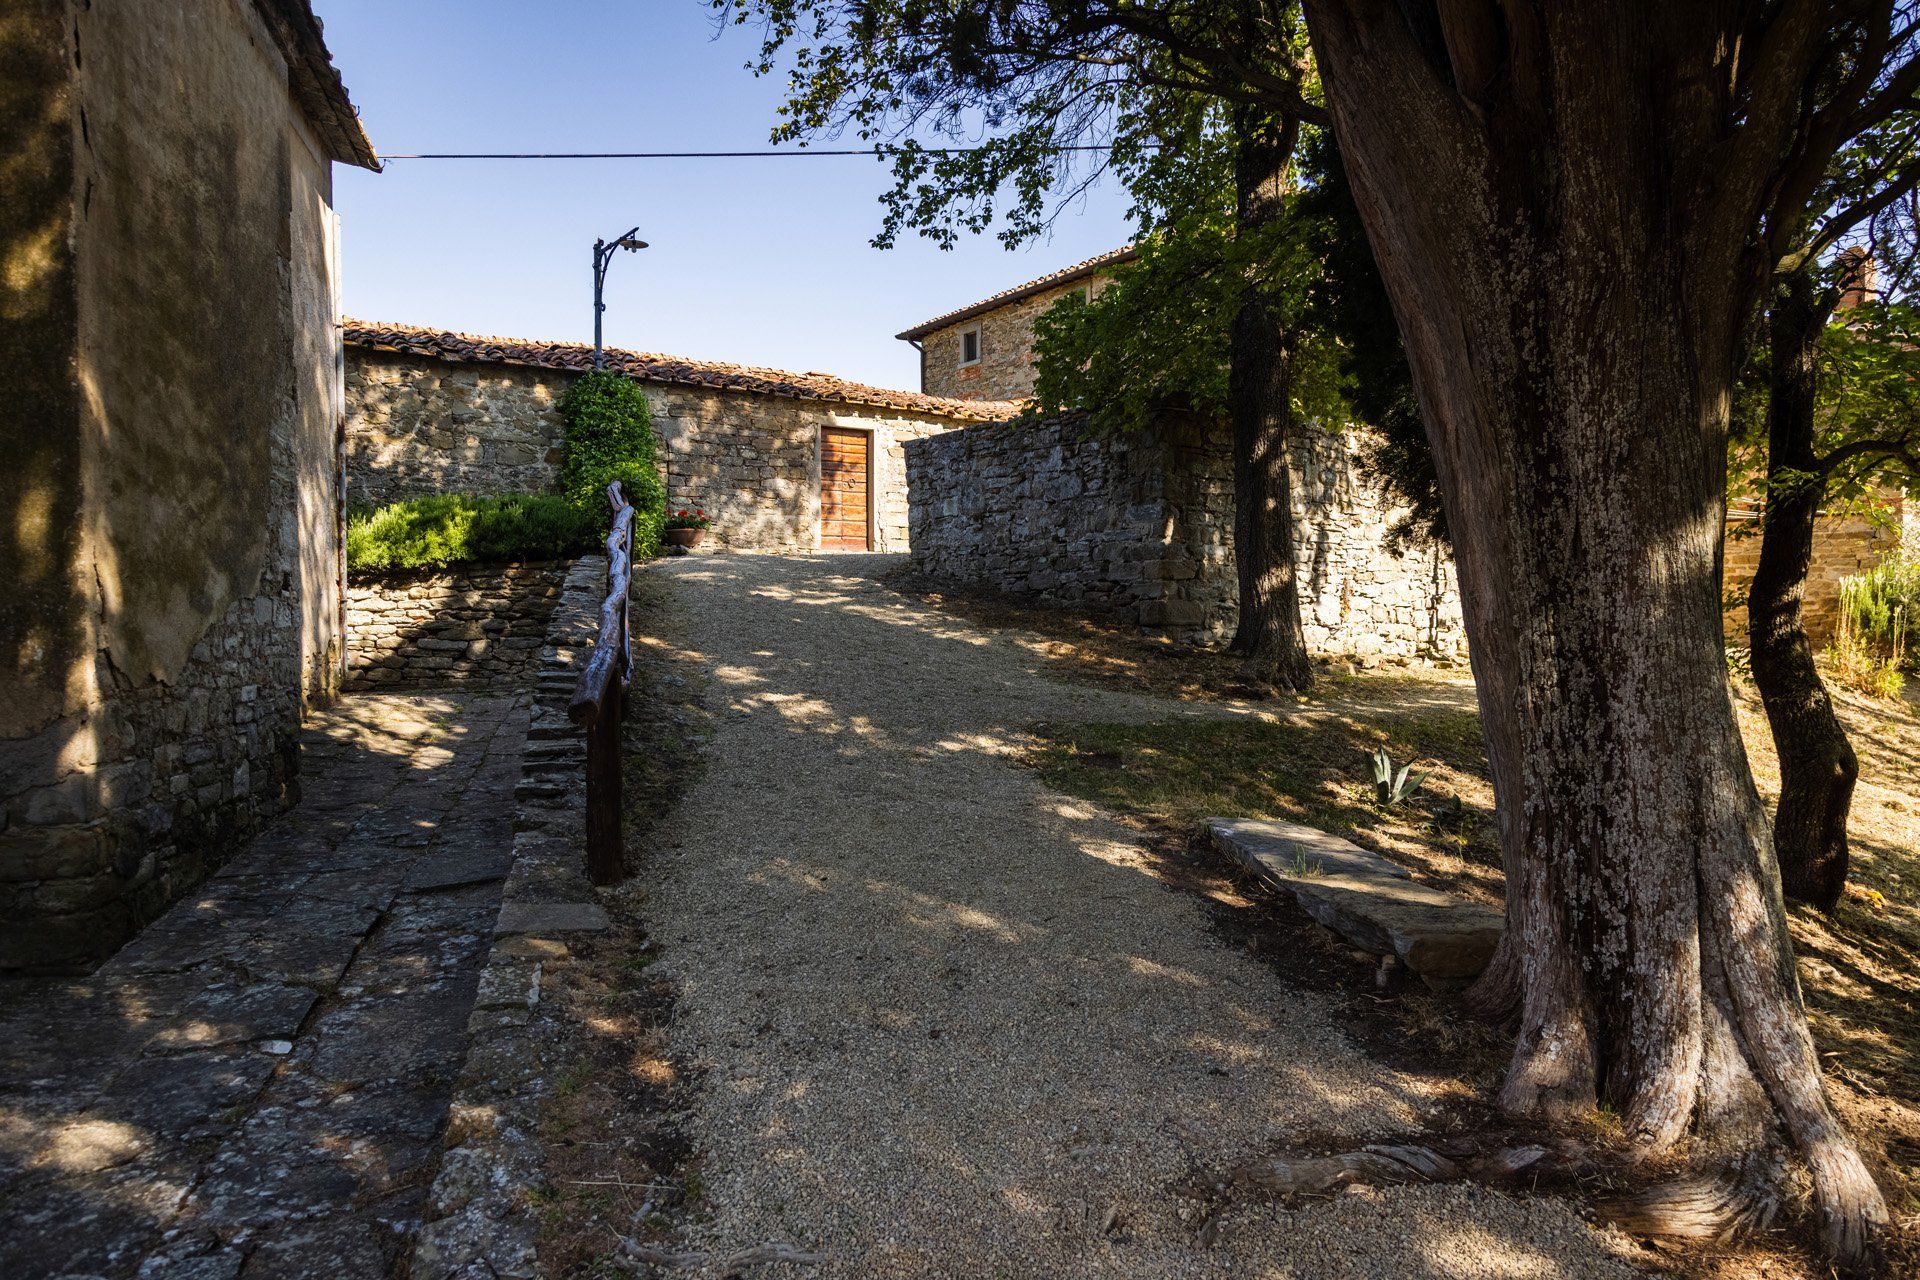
[819,427,870,550]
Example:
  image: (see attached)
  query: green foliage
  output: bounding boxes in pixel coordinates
[1369,746,1429,807]
[1027,121,1347,436]
[558,371,666,557]
[346,494,599,572]
[1842,554,1920,657]
[1828,554,1918,700]
[1817,301,1920,497]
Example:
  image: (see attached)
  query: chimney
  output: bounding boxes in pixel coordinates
[1836,246,1879,311]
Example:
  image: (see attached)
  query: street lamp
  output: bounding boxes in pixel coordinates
[592,227,648,369]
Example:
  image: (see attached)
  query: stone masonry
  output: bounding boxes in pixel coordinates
[901,246,1133,402]
[915,274,1115,402]
[1721,501,1906,642]
[346,561,568,688]
[906,414,1469,661]
[0,687,526,1278]
[345,346,994,553]
[0,1,376,972]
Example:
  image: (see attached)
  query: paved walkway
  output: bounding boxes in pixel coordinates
[639,554,1642,1280]
[0,690,526,1280]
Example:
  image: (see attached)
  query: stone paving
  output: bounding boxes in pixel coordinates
[0,690,527,1280]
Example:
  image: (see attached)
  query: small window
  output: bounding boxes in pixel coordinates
[958,325,982,366]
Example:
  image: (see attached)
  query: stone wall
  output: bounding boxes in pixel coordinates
[918,274,1114,402]
[346,562,569,688]
[906,416,1468,662]
[346,350,969,553]
[1,0,353,971]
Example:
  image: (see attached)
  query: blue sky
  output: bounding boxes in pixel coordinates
[315,0,1135,390]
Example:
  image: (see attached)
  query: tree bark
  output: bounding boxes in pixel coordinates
[1749,266,1856,913]
[1302,1,1887,1261]
[1225,107,1315,693]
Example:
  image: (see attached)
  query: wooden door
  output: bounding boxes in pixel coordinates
[819,427,871,550]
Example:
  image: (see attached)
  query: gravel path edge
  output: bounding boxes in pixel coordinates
[410,555,609,1280]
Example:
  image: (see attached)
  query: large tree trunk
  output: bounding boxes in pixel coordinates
[1302,2,1887,1261]
[1750,266,1856,912]
[1225,107,1315,693]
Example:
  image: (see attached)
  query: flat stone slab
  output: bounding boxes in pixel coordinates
[493,901,608,935]
[0,690,528,1280]
[1207,817,1502,987]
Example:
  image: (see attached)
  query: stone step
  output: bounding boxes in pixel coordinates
[1206,817,1502,990]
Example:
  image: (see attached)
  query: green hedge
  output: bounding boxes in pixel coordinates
[346,494,599,572]
[558,371,666,558]
[347,373,668,574]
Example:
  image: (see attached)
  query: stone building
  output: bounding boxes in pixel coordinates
[900,247,1905,648]
[898,246,1135,401]
[1,0,378,970]
[344,324,1012,553]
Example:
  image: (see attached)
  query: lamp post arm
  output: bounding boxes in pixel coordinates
[591,227,644,372]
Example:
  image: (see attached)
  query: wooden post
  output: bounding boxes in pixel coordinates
[571,480,636,886]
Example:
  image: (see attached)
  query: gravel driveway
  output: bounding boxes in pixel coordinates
[639,553,1643,1280]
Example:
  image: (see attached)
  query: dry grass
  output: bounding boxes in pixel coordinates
[911,582,1920,1274]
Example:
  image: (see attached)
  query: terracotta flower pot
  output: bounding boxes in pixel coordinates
[665,527,705,549]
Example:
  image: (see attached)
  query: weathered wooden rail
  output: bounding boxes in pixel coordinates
[568,481,636,885]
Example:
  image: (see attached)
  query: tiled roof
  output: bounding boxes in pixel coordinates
[255,1,378,170]
[895,245,1137,341]
[343,321,1021,422]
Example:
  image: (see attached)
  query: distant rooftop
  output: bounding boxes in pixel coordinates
[895,245,1137,342]
[344,321,1021,421]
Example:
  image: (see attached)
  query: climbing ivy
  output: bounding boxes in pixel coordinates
[558,371,666,557]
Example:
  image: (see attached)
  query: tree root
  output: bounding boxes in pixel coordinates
[1227,1140,1556,1200]
[618,1239,824,1270]
[1597,1164,1784,1245]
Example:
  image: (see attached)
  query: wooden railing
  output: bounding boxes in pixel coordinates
[569,481,636,885]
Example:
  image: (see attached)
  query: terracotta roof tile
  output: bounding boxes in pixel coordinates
[256,1,377,170]
[895,245,1137,341]
[343,321,1021,422]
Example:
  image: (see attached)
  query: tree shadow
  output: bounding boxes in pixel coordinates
[0,688,524,1278]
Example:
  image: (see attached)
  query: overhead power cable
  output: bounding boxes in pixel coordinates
[377,144,1133,160]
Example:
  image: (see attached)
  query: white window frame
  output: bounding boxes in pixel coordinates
[958,324,983,367]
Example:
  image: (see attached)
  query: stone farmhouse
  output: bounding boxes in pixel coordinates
[1,0,379,969]
[898,246,1135,401]
[343,325,1013,553]
[896,248,1906,652]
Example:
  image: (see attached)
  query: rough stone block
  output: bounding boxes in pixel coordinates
[493,901,608,935]
[1207,817,1501,988]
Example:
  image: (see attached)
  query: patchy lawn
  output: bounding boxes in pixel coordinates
[896,579,1920,1271]
[1029,681,1504,907]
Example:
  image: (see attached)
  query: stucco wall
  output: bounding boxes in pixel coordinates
[0,0,347,971]
[906,416,1470,661]
[918,275,1113,402]
[344,349,972,553]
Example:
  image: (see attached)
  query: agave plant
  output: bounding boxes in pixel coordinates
[1370,747,1429,807]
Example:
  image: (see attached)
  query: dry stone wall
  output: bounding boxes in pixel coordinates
[347,350,969,553]
[906,416,1469,662]
[347,562,569,687]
